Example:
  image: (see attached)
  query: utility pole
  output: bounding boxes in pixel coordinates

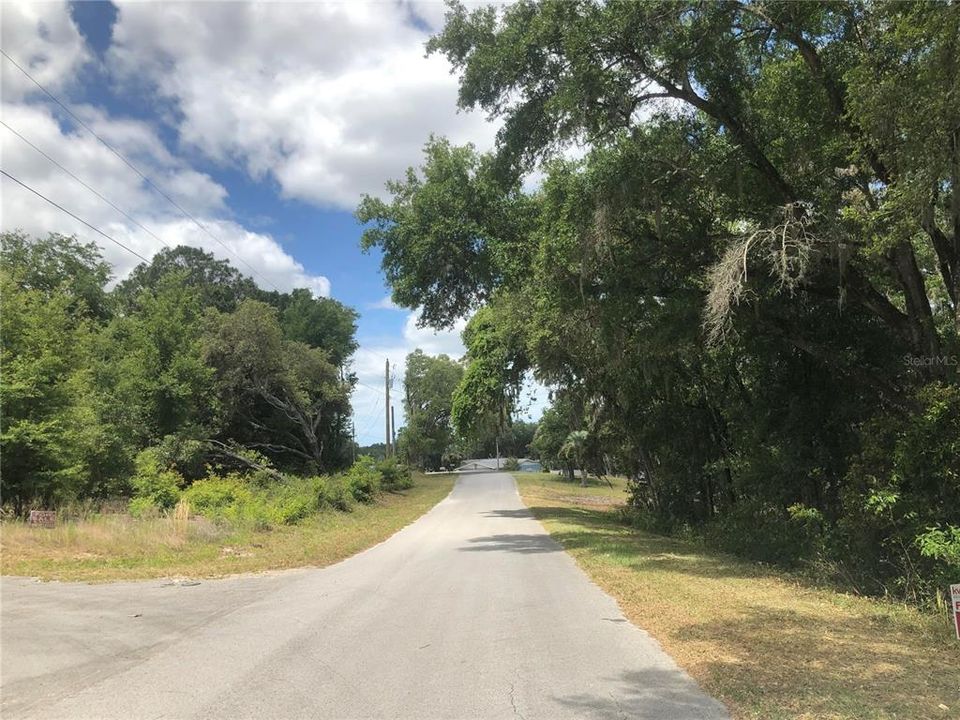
[385,359,392,457]
[391,405,397,451]
[351,420,356,463]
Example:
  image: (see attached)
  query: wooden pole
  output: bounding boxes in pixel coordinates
[385,359,392,457]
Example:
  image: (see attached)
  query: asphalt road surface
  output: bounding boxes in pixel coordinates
[1,472,728,720]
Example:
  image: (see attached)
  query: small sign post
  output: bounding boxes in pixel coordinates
[951,584,960,640]
[28,510,56,528]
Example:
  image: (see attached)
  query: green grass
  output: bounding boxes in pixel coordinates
[515,472,960,720]
[1,473,454,582]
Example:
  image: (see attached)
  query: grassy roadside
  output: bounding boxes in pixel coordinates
[515,472,959,720]
[1,473,454,582]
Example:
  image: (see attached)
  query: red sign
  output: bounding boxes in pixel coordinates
[28,510,56,528]
[952,585,960,640]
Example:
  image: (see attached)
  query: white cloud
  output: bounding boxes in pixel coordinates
[107,1,500,210]
[1,2,331,295]
[0,1,90,102]
[1,101,331,295]
[368,294,403,311]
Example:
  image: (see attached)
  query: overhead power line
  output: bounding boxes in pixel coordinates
[0,119,174,253]
[1,169,151,263]
[356,396,383,440]
[354,379,386,396]
[0,48,282,292]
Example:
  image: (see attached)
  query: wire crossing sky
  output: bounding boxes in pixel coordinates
[0,0,548,444]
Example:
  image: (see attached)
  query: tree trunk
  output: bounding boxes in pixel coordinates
[890,242,944,375]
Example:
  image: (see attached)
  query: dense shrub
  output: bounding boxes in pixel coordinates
[152,434,209,481]
[120,437,418,530]
[267,477,319,523]
[837,382,960,603]
[129,447,182,510]
[377,457,413,490]
[617,505,674,535]
[343,457,381,503]
[128,496,161,519]
[503,457,520,471]
[182,474,315,529]
[701,501,827,568]
[182,475,254,515]
[313,475,354,512]
[182,475,274,529]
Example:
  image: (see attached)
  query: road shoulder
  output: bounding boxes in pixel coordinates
[514,472,958,720]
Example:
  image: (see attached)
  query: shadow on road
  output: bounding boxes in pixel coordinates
[459,534,560,554]
[554,668,728,719]
[481,508,534,519]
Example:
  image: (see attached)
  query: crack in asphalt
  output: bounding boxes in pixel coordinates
[507,681,526,720]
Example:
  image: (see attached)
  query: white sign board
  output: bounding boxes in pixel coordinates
[952,584,960,640]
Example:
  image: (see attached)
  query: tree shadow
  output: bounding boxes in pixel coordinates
[528,505,773,582]
[554,667,729,719]
[481,508,534,519]
[458,534,560,554]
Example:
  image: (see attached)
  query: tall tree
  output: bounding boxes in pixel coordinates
[1,232,110,511]
[400,349,463,470]
[281,288,359,368]
[116,246,268,313]
[358,0,960,601]
[203,300,353,472]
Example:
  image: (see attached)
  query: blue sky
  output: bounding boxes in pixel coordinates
[1,1,545,444]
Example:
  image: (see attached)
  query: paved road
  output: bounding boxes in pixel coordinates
[1,473,728,719]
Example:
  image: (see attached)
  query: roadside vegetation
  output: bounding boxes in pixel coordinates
[516,472,959,720]
[2,232,360,518]
[360,1,960,611]
[1,232,461,581]
[2,470,453,582]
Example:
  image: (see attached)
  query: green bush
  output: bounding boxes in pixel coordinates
[222,495,274,530]
[182,475,254,516]
[153,434,208,481]
[267,478,319,524]
[129,454,407,529]
[183,474,323,529]
[503,457,520,471]
[130,447,183,509]
[313,475,354,511]
[617,505,669,534]
[128,496,160,519]
[377,457,413,490]
[342,457,381,503]
[838,382,960,603]
[701,500,826,567]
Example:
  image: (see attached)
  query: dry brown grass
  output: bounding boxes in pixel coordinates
[515,472,960,720]
[1,474,454,582]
